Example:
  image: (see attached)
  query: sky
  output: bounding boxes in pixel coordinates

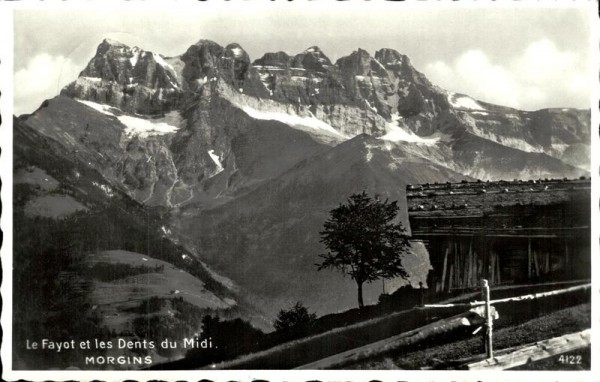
[11,2,595,116]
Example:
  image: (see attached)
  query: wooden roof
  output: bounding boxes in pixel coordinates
[407,178,590,238]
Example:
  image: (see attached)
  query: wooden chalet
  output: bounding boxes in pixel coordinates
[406,178,591,293]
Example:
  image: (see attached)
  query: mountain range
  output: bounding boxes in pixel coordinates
[15,37,590,332]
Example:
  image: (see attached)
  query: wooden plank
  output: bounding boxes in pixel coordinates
[489,252,495,285]
[475,251,479,286]
[468,242,474,287]
[413,233,565,238]
[454,241,459,287]
[466,329,590,370]
[496,253,501,284]
[488,283,591,305]
[528,238,532,278]
[423,283,591,309]
[441,246,449,292]
[296,306,496,370]
[478,258,484,285]
[455,242,460,288]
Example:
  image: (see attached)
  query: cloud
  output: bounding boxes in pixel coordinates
[14,53,80,115]
[424,39,590,110]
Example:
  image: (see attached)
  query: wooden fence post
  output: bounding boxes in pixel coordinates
[481,279,493,359]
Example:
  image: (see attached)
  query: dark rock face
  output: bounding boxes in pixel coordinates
[253,51,292,68]
[250,47,351,109]
[292,46,333,73]
[337,48,387,78]
[61,39,182,115]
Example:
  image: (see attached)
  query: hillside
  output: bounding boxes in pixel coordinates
[12,117,268,370]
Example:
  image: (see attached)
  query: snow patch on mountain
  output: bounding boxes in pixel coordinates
[253,65,286,71]
[152,52,174,71]
[494,136,543,153]
[77,99,116,116]
[130,47,140,67]
[381,126,439,145]
[373,58,387,72]
[240,104,348,139]
[161,225,172,235]
[197,76,208,86]
[81,76,102,83]
[208,150,224,175]
[92,181,114,198]
[119,115,179,138]
[380,113,439,145]
[448,93,485,110]
[76,99,180,137]
[365,100,378,113]
[230,47,243,58]
[551,143,569,155]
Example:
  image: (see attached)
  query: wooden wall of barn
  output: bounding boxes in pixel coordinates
[422,232,590,293]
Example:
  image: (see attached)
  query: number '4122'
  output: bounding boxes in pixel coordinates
[558,354,582,364]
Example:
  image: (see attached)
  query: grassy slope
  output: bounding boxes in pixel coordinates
[86,250,234,332]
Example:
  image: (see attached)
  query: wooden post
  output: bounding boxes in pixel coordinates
[481,279,493,359]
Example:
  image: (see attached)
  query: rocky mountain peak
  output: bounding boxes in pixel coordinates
[336,48,387,78]
[253,51,292,68]
[225,43,250,61]
[82,39,135,81]
[304,46,322,53]
[374,48,430,87]
[192,38,222,48]
[61,38,182,115]
[291,46,332,73]
[374,48,406,68]
[97,38,129,53]
[181,40,254,91]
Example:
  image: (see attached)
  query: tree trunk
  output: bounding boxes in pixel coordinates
[357,282,364,309]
